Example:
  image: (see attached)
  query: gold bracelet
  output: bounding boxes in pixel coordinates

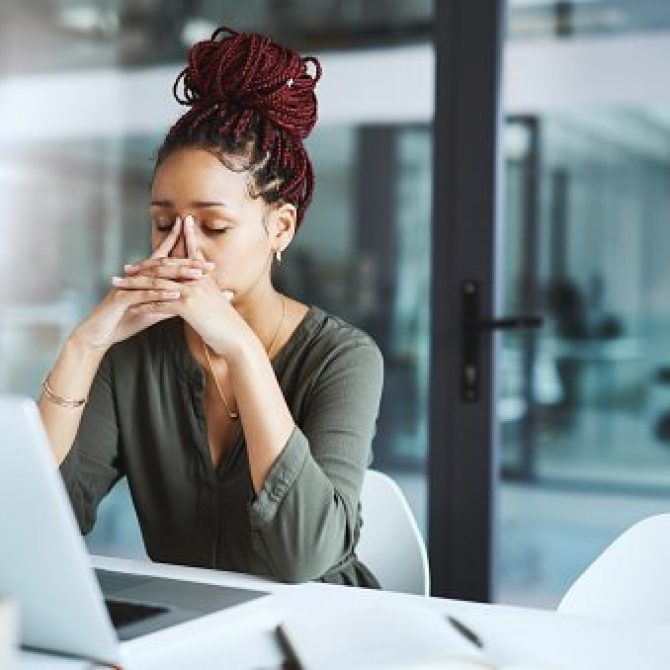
[42,375,87,409]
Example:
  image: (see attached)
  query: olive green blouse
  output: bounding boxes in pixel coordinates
[59,305,384,588]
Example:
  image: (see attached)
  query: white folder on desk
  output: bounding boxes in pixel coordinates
[278,600,492,670]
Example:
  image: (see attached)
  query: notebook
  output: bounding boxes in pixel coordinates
[276,599,496,670]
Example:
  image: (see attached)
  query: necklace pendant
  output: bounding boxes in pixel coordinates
[228,411,240,420]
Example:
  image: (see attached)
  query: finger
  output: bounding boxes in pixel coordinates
[111,275,182,292]
[151,216,182,259]
[183,215,205,261]
[127,265,207,281]
[116,288,181,305]
[124,257,214,275]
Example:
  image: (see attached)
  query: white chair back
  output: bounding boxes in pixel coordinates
[356,470,430,596]
[558,514,670,623]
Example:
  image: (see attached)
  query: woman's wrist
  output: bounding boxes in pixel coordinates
[224,330,265,371]
[67,328,110,363]
[40,329,106,414]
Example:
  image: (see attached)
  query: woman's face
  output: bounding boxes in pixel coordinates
[150,147,292,301]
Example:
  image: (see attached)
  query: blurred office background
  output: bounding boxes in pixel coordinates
[3,0,670,606]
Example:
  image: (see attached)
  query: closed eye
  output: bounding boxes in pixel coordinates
[153,220,230,234]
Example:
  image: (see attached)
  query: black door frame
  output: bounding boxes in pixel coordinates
[428,0,506,602]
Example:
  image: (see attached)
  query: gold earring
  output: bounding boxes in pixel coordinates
[275,250,282,264]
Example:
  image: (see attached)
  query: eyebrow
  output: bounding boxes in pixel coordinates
[149,200,233,209]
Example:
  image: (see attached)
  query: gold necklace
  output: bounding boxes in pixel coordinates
[202,295,287,421]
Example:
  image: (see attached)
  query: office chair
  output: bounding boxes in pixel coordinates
[558,514,670,623]
[356,469,430,596]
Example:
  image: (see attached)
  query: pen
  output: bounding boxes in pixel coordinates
[275,623,302,670]
[447,614,484,649]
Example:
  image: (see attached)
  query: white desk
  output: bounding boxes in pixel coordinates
[19,555,670,670]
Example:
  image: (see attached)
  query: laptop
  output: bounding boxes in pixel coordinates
[0,395,269,667]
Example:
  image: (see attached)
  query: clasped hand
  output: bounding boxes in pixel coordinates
[74,216,250,357]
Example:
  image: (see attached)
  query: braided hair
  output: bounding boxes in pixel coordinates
[156,26,322,229]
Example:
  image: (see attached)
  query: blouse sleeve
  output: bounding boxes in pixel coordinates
[247,337,384,583]
[58,350,124,534]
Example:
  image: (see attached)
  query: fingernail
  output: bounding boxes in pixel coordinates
[124,264,135,271]
[204,261,215,269]
[184,215,194,227]
[174,216,181,227]
[111,276,122,285]
[185,268,202,277]
[166,291,180,299]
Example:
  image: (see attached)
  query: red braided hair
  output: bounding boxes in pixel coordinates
[158,26,322,229]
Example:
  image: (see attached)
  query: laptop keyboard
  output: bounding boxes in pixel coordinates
[105,598,169,629]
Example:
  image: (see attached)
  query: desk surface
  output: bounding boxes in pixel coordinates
[19,555,669,670]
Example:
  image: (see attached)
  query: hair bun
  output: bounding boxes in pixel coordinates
[174,26,321,141]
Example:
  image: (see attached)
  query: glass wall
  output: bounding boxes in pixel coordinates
[498,5,670,605]
[0,3,433,559]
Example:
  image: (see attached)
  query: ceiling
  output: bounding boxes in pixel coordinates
[3,1,670,77]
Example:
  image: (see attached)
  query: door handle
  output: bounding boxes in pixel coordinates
[461,280,543,402]
[477,316,543,331]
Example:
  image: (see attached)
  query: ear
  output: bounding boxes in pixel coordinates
[269,201,297,254]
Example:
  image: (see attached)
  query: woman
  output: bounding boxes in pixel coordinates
[39,26,384,588]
